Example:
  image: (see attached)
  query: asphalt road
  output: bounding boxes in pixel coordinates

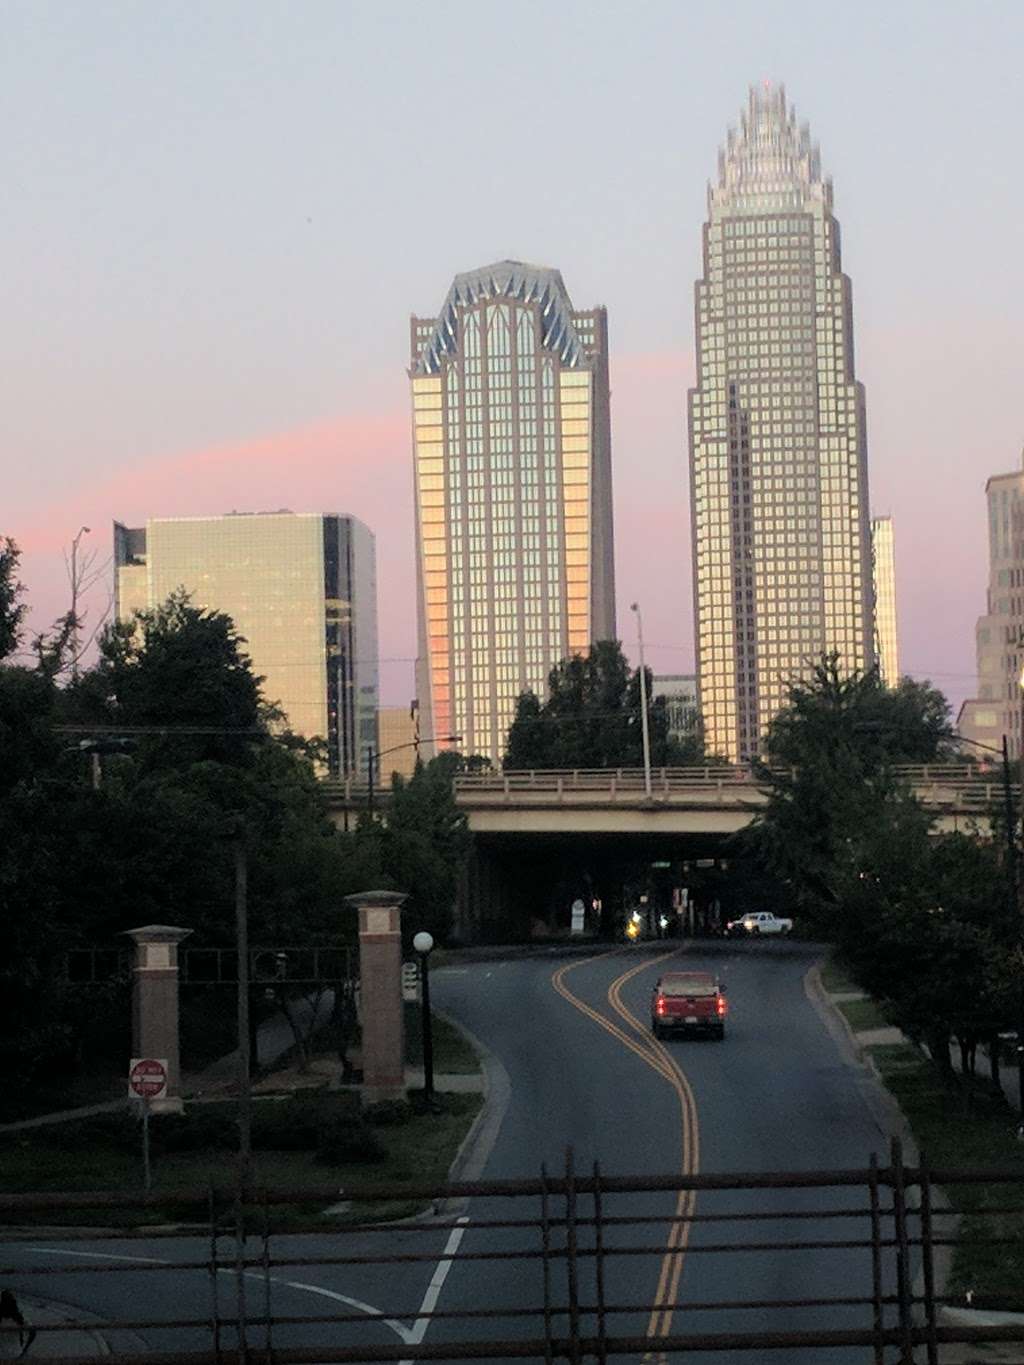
[428,939,900,1361]
[0,941,901,1362]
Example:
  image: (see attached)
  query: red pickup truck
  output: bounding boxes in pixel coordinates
[651,971,727,1040]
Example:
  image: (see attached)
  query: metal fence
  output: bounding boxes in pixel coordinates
[2,1138,1024,1361]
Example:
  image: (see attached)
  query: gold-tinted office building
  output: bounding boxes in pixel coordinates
[689,85,874,762]
[113,512,378,776]
[410,261,615,764]
[871,516,900,687]
[958,455,1024,758]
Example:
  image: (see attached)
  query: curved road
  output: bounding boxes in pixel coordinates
[430,939,897,1361]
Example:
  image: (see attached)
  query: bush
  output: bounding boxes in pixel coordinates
[252,1095,332,1151]
[152,1106,237,1153]
[314,1121,386,1165]
[363,1099,413,1127]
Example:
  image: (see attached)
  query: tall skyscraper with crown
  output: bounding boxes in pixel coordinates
[688,85,874,762]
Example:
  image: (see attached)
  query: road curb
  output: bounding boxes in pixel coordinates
[431,1007,509,1212]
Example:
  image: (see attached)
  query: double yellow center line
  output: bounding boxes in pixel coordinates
[551,949,700,1352]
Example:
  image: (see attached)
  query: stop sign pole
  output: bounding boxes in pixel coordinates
[129,1058,167,1192]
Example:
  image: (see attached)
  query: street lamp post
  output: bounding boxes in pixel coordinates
[630,603,653,799]
[412,930,436,1109]
[365,734,462,817]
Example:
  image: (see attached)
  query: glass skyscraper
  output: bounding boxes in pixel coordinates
[871,515,900,687]
[410,261,615,764]
[689,85,874,762]
[113,512,378,776]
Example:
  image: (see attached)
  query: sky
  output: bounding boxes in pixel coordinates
[4,0,1022,714]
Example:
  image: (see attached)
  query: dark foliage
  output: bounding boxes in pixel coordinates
[504,639,705,769]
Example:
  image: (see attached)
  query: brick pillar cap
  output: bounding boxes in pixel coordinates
[121,925,194,944]
[344,891,409,911]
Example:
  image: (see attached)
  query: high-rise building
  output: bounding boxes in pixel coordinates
[871,515,900,687]
[653,674,700,748]
[376,704,420,782]
[958,455,1024,758]
[688,84,874,763]
[410,261,615,763]
[113,512,378,776]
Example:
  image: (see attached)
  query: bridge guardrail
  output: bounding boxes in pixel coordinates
[450,766,1019,813]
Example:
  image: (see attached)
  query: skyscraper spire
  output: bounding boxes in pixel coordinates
[713,83,829,217]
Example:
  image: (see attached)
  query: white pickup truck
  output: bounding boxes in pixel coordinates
[726,911,793,937]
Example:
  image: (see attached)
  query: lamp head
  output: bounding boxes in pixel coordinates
[413,931,434,955]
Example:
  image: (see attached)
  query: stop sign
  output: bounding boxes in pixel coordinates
[129,1057,168,1100]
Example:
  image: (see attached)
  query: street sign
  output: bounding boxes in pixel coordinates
[570,899,586,935]
[402,962,420,1003]
[128,1057,168,1101]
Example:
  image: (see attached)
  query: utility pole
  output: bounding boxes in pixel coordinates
[1016,674,1024,1120]
[234,836,252,1192]
[631,602,653,799]
[68,525,90,682]
[367,744,376,816]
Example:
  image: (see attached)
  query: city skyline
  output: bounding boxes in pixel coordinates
[5,3,1022,722]
[689,84,874,762]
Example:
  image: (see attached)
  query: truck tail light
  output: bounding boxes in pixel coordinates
[656,996,667,1016]
[716,996,727,1016]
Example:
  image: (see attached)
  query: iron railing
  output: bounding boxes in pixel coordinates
[2,1139,1023,1361]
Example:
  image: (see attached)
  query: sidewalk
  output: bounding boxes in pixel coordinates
[0,1291,144,1358]
[815,969,1024,1363]
[186,989,336,1095]
[823,981,1021,1112]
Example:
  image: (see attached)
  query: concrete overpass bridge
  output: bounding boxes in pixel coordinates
[451,765,1009,837]
[445,765,1008,940]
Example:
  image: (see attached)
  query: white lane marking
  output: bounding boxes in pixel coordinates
[399,1215,469,1362]
[26,1245,412,1344]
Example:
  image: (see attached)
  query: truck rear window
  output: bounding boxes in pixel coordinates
[661,979,717,997]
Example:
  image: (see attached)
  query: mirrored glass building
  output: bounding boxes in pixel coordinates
[688,85,874,762]
[113,512,378,776]
[410,261,615,764]
[871,515,900,687]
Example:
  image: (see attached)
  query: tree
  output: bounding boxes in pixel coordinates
[63,589,265,770]
[0,536,27,662]
[750,653,1015,1090]
[748,654,954,921]
[504,639,700,769]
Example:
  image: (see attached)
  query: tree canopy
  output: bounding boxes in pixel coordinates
[504,639,704,769]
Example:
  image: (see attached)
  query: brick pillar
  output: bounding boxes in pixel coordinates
[122,925,192,1115]
[345,891,408,1103]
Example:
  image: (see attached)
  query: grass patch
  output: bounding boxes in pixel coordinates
[837,997,891,1033]
[0,1089,482,1231]
[404,1003,480,1074]
[819,958,860,994]
[866,1041,1024,1308]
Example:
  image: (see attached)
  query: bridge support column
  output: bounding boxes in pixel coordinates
[345,890,408,1103]
[122,925,192,1114]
